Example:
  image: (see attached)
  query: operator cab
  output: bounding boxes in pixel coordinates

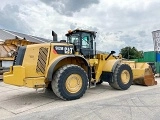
[66,29,96,58]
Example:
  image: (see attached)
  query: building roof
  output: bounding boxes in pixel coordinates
[0,29,52,43]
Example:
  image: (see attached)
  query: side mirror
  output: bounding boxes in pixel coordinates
[111,51,116,54]
[105,51,116,60]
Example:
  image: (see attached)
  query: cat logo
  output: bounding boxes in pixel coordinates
[54,46,74,54]
[64,47,73,54]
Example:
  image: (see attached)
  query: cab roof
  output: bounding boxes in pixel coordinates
[65,29,97,37]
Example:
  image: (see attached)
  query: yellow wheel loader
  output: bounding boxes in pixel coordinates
[3,29,157,100]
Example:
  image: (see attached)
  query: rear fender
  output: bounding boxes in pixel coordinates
[46,55,90,81]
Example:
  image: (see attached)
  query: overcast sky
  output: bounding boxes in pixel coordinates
[0,0,160,53]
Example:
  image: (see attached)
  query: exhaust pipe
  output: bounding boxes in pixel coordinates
[52,31,57,42]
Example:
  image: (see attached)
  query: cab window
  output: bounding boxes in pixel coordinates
[68,34,80,44]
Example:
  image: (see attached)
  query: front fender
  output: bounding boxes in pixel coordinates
[46,55,89,81]
[102,59,121,72]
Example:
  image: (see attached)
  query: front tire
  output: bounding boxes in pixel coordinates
[109,64,133,90]
[51,64,88,100]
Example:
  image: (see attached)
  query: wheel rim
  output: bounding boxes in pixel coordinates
[121,70,130,84]
[65,74,82,93]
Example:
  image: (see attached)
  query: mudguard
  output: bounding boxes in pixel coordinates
[47,55,90,81]
[102,59,121,72]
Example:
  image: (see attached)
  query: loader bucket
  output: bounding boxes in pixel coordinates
[123,61,157,86]
[132,66,157,86]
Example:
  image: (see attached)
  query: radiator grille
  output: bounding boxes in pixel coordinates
[36,47,48,74]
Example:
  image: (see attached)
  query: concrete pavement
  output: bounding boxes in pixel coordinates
[0,78,160,120]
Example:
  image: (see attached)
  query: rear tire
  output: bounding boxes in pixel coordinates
[109,64,133,90]
[51,64,88,100]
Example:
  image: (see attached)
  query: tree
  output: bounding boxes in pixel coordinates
[120,46,143,59]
